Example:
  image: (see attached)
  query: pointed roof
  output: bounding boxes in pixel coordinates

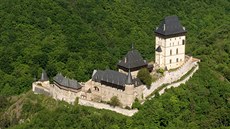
[40,69,49,82]
[155,16,186,36]
[156,46,162,52]
[117,47,147,70]
[125,69,132,85]
[53,73,82,90]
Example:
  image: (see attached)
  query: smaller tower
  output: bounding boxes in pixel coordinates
[125,69,135,106]
[39,69,50,86]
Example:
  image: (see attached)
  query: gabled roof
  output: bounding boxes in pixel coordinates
[40,69,49,82]
[92,69,142,87]
[53,73,82,90]
[117,49,147,69]
[156,46,162,52]
[155,16,186,36]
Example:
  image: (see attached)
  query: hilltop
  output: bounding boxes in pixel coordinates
[0,0,229,128]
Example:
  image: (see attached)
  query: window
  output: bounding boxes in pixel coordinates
[176,48,178,54]
[170,59,172,64]
[182,40,185,45]
[176,58,178,62]
[94,86,99,91]
[170,49,172,55]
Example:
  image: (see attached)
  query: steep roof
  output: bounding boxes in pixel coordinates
[92,69,142,87]
[117,49,147,69]
[53,73,82,90]
[40,69,49,82]
[155,16,186,36]
[125,70,132,85]
[156,46,162,52]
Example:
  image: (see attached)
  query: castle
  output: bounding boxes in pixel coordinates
[32,16,191,107]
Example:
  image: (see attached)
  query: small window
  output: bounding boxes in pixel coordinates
[182,40,185,45]
[170,59,172,64]
[176,48,178,54]
[170,49,172,55]
[176,58,178,62]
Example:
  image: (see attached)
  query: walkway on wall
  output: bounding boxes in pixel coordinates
[143,56,200,98]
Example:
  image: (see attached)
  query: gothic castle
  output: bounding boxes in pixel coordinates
[32,16,195,108]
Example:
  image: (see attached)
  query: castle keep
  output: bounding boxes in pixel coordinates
[155,16,186,70]
[32,16,194,108]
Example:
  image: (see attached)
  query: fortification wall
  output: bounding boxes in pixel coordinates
[78,98,138,117]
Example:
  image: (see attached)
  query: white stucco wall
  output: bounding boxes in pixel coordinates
[155,35,186,70]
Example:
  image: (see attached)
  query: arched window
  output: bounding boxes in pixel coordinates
[170,49,172,55]
[176,48,178,54]
[182,40,185,45]
[94,86,99,91]
[176,58,179,62]
[170,59,172,64]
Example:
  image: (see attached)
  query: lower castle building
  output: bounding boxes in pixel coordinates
[82,69,144,107]
[33,71,82,104]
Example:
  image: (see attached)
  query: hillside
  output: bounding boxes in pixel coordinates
[0,0,229,128]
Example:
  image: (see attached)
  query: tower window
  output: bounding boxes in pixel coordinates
[170,49,172,55]
[182,40,185,45]
[176,48,178,54]
[170,59,172,64]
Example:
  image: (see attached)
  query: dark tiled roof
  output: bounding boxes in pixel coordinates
[126,70,132,85]
[117,49,147,69]
[155,16,186,36]
[92,69,142,87]
[53,73,82,90]
[156,46,162,52]
[40,69,49,82]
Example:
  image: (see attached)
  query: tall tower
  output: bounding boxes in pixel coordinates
[155,16,186,70]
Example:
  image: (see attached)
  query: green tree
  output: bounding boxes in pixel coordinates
[137,68,152,88]
[110,96,120,107]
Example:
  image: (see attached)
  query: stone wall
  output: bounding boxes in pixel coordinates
[143,56,198,98]
[78,98,138,117]
[84,80,144,107]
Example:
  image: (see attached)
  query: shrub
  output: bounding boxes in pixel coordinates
[137,68,152,88]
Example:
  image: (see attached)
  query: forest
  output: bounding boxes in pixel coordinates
[0,0,229,128]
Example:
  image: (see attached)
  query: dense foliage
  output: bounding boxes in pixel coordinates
[137,68,152,88]
[0,0,229,128]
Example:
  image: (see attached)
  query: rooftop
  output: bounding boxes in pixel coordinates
[92,69,142,88]
[40,69,49,82]
[53,73,82,90]
[155,16,186,36]
[117,49,147,70]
